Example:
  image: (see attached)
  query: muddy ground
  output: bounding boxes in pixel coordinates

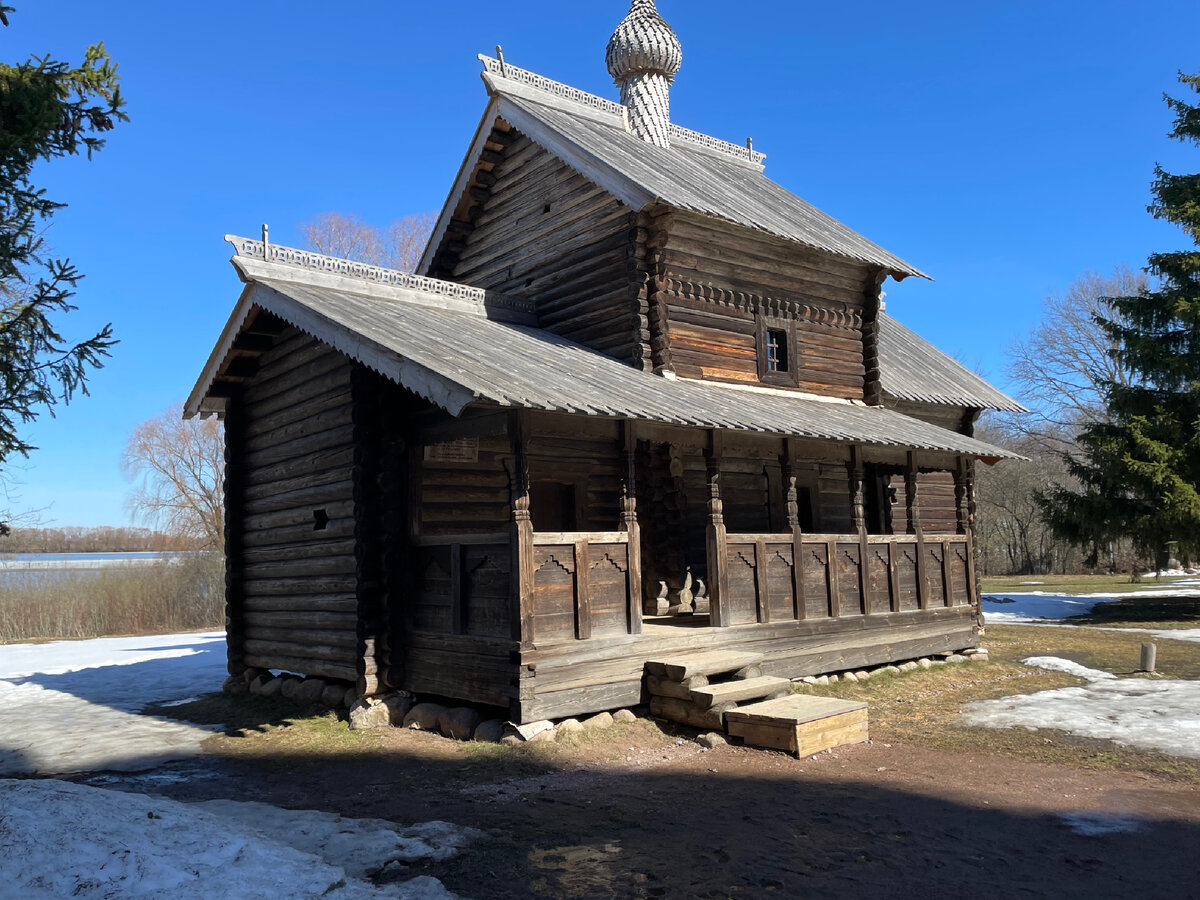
[82,715,1200,900]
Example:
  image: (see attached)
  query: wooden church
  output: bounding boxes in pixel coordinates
[187,0,1021,724]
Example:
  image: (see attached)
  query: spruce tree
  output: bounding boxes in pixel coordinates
[1040,72,1200,569]
[0,4,124,500]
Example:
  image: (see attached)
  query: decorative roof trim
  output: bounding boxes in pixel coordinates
[225,235,535,322]
[479,55,625,118]
[478,55,765,168]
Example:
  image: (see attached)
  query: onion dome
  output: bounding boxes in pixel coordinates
[605,0,683,85]
[605,0,682,148]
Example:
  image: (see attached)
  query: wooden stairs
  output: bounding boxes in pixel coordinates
[644,651,869,757]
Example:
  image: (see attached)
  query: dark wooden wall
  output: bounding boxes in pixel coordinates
[450,133,646,366]
[233,328,360,684]
[647,211,879,399]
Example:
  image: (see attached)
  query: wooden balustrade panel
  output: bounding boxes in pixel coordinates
[587,543,630,638]
[947,542,971,606]
[925,544,948,608]
[765,543,797,622]
[834,543,865,616]
[414,547,454,632]
[531,545,577,642]
[894,543,921,612]
[865,544,893,614]
[799,543,832,618]
[724,545,760,625]
[464,544,512,638]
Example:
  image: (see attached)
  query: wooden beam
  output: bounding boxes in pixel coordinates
[507,411,535,643]
[574,538,592,640]
[705,429,730,627]
[620,420,643,635]
[754,539,771,624]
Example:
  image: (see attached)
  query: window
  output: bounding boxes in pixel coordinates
[756,316,798,386]
[766,328,789,373]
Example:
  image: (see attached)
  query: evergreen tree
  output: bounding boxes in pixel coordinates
[1040,72,1200,569]
[0,5,124,519]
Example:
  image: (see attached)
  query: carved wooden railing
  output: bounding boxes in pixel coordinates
[718,533,975,626]
[528,532,638,642]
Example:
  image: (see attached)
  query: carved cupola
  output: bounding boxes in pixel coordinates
[605,0,683,148]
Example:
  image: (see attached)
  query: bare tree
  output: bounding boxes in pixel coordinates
[1007,266,1147,451]
[299,211,435,272]
[122,404,224,551]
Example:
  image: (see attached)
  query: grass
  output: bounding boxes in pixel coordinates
[795,621,1200,782]
[981,572,1196,595]
[0,555,224,642]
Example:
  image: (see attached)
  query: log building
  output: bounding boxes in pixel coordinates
[187,1,1022,723]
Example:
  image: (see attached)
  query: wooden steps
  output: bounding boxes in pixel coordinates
[644,651,763,682]
[725,695,868,757]
[645,651,776,730]
[689,676,790,709]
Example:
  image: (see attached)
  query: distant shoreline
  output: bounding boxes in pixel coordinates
[0,552,208,571]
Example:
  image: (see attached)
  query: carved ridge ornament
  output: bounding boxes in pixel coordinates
[477,55,766,167]
[660,276,863,330]
[225,235,535,316]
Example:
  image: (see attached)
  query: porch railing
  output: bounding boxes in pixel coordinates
[719,532,975,626]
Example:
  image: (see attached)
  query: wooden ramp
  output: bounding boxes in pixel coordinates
[725,695,869,757]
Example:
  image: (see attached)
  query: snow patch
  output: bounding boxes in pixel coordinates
[1059,812,1149,836]
[1021,656,1115,681]
[0,632,228,776]
[962,678,1200,759]
[0,779,473,899]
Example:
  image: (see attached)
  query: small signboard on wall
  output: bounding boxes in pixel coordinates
[424,437,479,463]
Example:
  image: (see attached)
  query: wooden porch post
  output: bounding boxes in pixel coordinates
[507,411,535,643]
[621,420,644,634]
[908,451,930,610]
[705,429,731,626]
[782,437,806,621]
[848,445,870,615]
[957,456,981,609]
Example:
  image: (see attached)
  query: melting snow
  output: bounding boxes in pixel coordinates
[963,656,1200,759]
[0,779,472,899]
[1059,812,1149,836]
[0,632,228,775]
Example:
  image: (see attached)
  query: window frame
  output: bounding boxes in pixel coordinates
[755,314,799,387]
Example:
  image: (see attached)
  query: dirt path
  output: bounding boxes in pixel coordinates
[99,729,1200,899]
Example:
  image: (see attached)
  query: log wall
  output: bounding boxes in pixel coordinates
[451,134,646,366]
[652,212,879,398]
[234,328,361,684]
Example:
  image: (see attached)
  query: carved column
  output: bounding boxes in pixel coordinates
[953,463,969,536]
[782,437,806,620]
[705,430,730,626]
[620,420,643,634]
[507,412,535,644]
[848,445,870,615]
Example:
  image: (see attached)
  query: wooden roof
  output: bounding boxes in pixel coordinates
[877,313,1025,413]
[188,240,1018,462]
[420,58,928,282]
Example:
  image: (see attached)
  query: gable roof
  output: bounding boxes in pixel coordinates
[877,312,1026,413]
[420,57,928,282]
[188,240,1017,463]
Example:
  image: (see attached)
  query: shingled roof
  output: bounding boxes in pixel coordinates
[188,240,1017,463]
[877,313,1026,413]
[420,58,928,282]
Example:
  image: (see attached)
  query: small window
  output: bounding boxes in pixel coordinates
[766,328,789,373]
[530,482,577,532]
[757,316,798,386]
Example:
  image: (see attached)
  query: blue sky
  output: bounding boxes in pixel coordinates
[5,0,1197,527]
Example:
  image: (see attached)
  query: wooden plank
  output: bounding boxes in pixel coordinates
[941,540,953,607]
[449,543,463,635]
[728,707,869,756]
[726,694,866,727]
[753,539,770,624]
[887,541,901,614]
[649,650,765,682]
[648,696,728,731]
[574,539,592,640]
[792,526,806,621]
[826,539,841,617]
[689,675,790,709]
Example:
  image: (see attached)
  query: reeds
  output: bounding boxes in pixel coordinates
[0,555,225,642]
